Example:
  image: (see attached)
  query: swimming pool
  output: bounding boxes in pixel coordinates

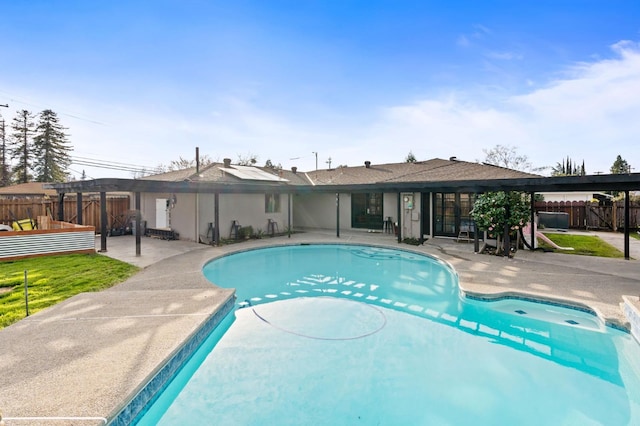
[134,244,640,425]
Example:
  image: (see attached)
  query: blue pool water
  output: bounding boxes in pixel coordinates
[135,244,640,425]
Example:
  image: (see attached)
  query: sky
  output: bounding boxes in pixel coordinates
[1,0,640,179]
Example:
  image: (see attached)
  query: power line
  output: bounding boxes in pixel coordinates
[71,155,157,172]
[0,89,108,125]
[70,158,158,174]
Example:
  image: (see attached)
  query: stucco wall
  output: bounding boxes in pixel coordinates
[293,193,352,230]
[140,192,292,242]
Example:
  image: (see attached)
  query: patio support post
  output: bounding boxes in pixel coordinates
[135,192,141,257]
[530,192,535,251]
[624,190,630,260]
[419,191,425,244]
[214,192,220,245]
[397,192,401,243]
[76,192,83,225]
[57,193,65,221]
[99,191,107,252]
[288,193,292,238]
[473,218,480,253]
[503,203,510,257]
[336,193,340,238]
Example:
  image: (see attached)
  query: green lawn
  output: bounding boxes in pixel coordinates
[0,254,139,329]
[539,233,625,258]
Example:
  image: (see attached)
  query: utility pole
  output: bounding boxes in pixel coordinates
[326,156,332,170]
[312,151,318,171]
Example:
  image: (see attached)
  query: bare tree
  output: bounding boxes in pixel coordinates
[481,144,533,172]
[237,153,258,166]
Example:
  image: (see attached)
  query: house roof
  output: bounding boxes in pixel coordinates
[45,157,640,195]
[0,182,58,197]
[141,162,312,186]
[304,158,538,186]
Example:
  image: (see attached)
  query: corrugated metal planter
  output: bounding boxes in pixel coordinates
[0,220,95,261]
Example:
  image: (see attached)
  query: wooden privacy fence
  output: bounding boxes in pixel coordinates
[534,200,640,230]
[0,196,130,233]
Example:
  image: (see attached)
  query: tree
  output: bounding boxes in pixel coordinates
[9,109,36,183]
[237,153,258,166]
[470,191,531,256]
[264,159,282,170]
[610,155,630,174]
[0,113,11,187]
[158,154,213,172]
[481,144,532,172]
[405,151,417,163]
[550,156,586,176]
[33,109,72,182]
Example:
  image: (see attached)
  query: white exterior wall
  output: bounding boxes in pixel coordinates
[219,193,290,238]
[140,192,170,229]
[382,193,397,225]
[140,192,292,242]
[293,193,351,230]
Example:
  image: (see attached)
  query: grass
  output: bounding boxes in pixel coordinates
[631,232,640,241]
[0,254,139,329]
[538,233,625,258]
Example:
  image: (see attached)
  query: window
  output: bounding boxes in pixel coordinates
[265,193,281,213]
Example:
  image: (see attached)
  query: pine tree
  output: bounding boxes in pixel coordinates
[0,113,11,187]
[33,109,72,182]
[9,109,36,183]
[610,155,630,174]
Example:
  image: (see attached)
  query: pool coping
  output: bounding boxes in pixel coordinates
[107,294,236,426]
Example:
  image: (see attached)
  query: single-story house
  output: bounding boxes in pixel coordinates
[135,157,539,243]
[46,154,640,259]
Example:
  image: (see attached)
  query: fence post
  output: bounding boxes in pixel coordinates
[24,270,29,317]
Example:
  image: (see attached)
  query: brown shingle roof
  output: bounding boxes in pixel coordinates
[303,158,539,186]
[143,162,313,185]
[140,158,538,188]
[0,182,58,197]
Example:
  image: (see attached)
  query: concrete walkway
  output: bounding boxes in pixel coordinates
[1,231,639,425]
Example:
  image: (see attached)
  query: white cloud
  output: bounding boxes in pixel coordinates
[371,40,640,175]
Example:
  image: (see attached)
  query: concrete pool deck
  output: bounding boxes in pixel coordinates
[0,230,639,425]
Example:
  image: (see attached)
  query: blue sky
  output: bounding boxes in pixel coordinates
[1,0,640,178]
